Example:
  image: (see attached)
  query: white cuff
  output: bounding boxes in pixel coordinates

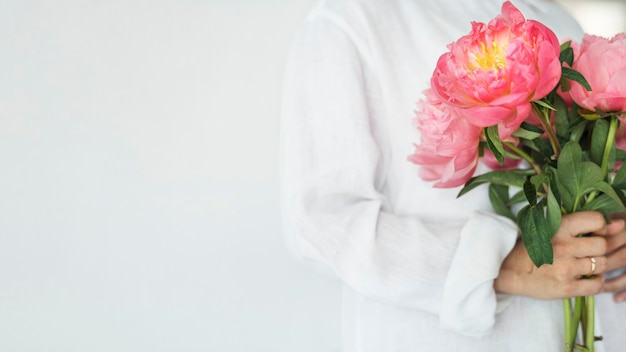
[439,211,518,337]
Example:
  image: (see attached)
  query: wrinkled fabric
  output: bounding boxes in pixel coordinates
[280,0,626,351]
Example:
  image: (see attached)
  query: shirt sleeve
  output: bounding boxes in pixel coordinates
[279,14,518,337]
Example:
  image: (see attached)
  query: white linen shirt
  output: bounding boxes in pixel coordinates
[280,0,626,350]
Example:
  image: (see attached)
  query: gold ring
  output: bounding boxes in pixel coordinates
[590,257,597,275]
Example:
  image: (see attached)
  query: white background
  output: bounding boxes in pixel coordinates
[0,1,340,351]
[0,1,624,352]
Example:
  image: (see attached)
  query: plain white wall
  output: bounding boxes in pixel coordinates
[556,0,626,37]
[0,1,341,351]
[2,1,625,351]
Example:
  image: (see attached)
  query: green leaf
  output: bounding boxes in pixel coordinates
[519,138,541,153]
[545,166,562,205]
[509,190,528,205]
[534,99,556,111]
[535,138,556,160]
[513,128,543,141]
[613,184,626,207]
[579,109,602,121]
[562,67,592,91]
[520,138,555,168]
[489,184,515,220]
[568,116,589,143]
[518,205,554,267]
[613,158,626,184]
[553,94,570,139]
[591,181,625,209]
[590,119,609,166]
[530,174,549,191]
[556,138,622,213]
[513,122,544,140]
[616,149,626,162]
[485,125,505,166]
[560,46,574,66]
[560,78,571,93]
[546,187,562,237]
[556,142,583,211]
[458,169,535,198]
[556,142,605,212]
[524,178,538,206]
[581,193,626,214]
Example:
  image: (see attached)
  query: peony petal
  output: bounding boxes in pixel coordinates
[434,153,479,188]
[606,69,626,101]
[582,93,626,113]
[504,103,531,130]
[501,1,525,26]
[533,44,562,98]
[462,105,515,127]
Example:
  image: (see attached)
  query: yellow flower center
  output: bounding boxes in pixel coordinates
[469,41,507,71]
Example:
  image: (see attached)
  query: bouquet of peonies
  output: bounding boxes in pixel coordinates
[408,1,626,351]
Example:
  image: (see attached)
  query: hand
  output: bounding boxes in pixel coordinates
[494,211,622,300]
[602,213,626,302]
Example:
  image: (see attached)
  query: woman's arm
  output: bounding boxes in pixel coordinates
[280,15,518,337]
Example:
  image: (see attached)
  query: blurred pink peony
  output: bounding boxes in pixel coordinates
[430,1,561,130]
[569,33,626,113]
[408,90,482,188]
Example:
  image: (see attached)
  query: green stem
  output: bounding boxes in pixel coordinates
[504,142,542,175]
[578,116,617,223]
[585,296,595,352]
[601,116,619,179]
[572,196,581,213]
[564,298,574,352]
[532,102,561,157]
[572,297,583,344]
[585,192,598,205]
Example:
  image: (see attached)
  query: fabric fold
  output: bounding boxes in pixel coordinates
[439,211,519,337]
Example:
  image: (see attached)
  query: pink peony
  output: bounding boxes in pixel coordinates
[430,1,561,130]
[569,33,626,113]
[408,90,482,188]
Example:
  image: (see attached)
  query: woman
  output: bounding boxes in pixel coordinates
[280,0,626,350]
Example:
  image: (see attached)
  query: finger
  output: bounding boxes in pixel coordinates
[554,236,607,259]
[604,218,626,253]
[557,211,606,239]
[614,290,626,303]
[575,256,607,277]
[606,246,626,272]
[606,230,626,254]
[562,276,604,298]
[603,273,626,293]
[609,212,626,223]
[605,219,626,237]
